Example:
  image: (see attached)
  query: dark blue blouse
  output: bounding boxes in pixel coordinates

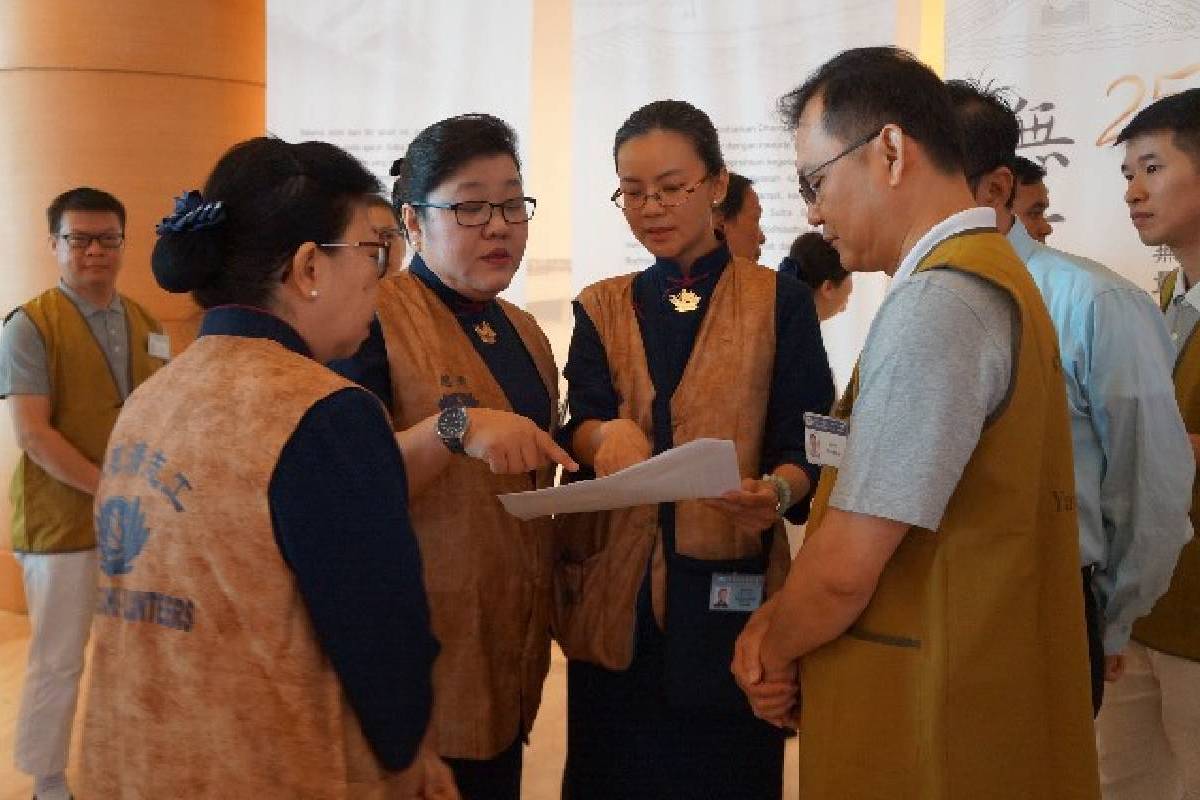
[199,306,437,772]
[559,243,834,525]
[331,255,551,431]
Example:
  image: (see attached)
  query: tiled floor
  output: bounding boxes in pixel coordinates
[0,612,797,798]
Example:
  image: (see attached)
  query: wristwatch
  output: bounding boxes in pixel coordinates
[761,473,792,516]
[436,406,469,454]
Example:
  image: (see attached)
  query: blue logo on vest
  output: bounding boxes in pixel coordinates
[97,496,151,577]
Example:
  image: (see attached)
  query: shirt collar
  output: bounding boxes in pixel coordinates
[1173,266,1200,311]
[650,241,731,283]
[57,279,123,316]
[198,305,313,358]
[1005,215,1039,263]
[408,253,495,316]
[890,207,998,290]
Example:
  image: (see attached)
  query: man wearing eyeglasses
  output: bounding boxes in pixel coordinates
[731,47,1099,798]
[0,187,164,800]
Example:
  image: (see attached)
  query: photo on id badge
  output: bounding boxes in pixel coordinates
[709,573,764,612]
[804,411,848,468]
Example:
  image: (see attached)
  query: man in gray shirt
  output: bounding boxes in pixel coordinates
[732,47,1098,798]
[0,187,164,800]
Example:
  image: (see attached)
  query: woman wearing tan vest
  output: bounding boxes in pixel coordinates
[554,100,835,798]
[332,114,576,800]
[80,137,457,799]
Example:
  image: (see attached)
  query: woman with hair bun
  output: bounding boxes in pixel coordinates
[779,231,853,321]
[80,136,456,799]
[332,114,574,800]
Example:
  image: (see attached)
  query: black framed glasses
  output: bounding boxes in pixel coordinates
[372,226,404,246]
[611,176,708,211]
[797,128,883,205]
[59,232,124,250]
[409,197,536,227]
[317,240,390,278]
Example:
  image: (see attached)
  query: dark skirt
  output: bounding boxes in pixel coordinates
[445,733,523,800]
[562,602,785,800]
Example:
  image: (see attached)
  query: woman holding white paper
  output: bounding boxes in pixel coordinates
[554,100,835,798]
[331,114,574,800]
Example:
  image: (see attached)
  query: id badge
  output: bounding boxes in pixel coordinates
[148,333,171,361]
[804,411,848,468]
[709,573,764,612]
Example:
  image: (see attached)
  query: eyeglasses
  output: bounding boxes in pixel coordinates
[373,226,404,246]
[797,128,883,205]
[317,241,390,278]
[58,232,124,250]
[611,176,708,211]
[408,197,536,227]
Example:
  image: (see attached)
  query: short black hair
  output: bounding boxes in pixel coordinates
[394,114,521,209]
[614,99,725,176]
[46,187,126,234]
[781,231,848,289]
[1117,88,1200,170]
[152,136,380,309]
[946,79,1020,191]
[1010,156,1047,185]
[716,172,754,220]
[779,46,964,175]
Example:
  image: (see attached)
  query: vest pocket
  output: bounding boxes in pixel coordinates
[552,508,656,671]
[552,547,616,667]
[802,630,926,797]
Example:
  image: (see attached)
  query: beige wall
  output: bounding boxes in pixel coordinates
[0,1,266,612]
[525,0,574,367]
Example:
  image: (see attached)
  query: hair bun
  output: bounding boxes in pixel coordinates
[778,256,800,277]
[152,191,226,293]
[152,230,223,293]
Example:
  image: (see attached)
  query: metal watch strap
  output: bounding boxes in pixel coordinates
[761,473,791,515]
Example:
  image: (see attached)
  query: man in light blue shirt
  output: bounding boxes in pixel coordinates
[949,80,1194,714]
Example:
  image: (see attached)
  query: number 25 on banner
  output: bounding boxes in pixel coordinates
[1096,64,1200,147]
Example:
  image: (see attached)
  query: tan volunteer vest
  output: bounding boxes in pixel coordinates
[375,271,559,760]
[82,335,406,799]
[9,287,162,552]
[1132,271,1200,661]
[553,256,790,670]
[798,231,1098,799]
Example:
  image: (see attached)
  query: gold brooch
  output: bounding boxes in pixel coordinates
[474,321,499,344]
[667,288,702,313]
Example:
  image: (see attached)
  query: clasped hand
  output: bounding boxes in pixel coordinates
[731,602,800,728]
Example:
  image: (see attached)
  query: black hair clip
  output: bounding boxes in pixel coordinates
[156,190,226,235]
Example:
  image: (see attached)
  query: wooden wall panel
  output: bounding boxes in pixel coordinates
[0,1,266,612]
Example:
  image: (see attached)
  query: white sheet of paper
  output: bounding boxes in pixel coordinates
[497,438,741,521]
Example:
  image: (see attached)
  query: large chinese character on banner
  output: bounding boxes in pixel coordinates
[947,1,1200,290]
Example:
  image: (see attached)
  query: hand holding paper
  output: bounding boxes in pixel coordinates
[497,438,741,521]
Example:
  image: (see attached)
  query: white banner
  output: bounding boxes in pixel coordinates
[571,0,899,388]
[266,0,535,304]
[946,0,1200,291]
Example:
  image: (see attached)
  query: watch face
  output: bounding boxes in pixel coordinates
[437,405,468,439]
